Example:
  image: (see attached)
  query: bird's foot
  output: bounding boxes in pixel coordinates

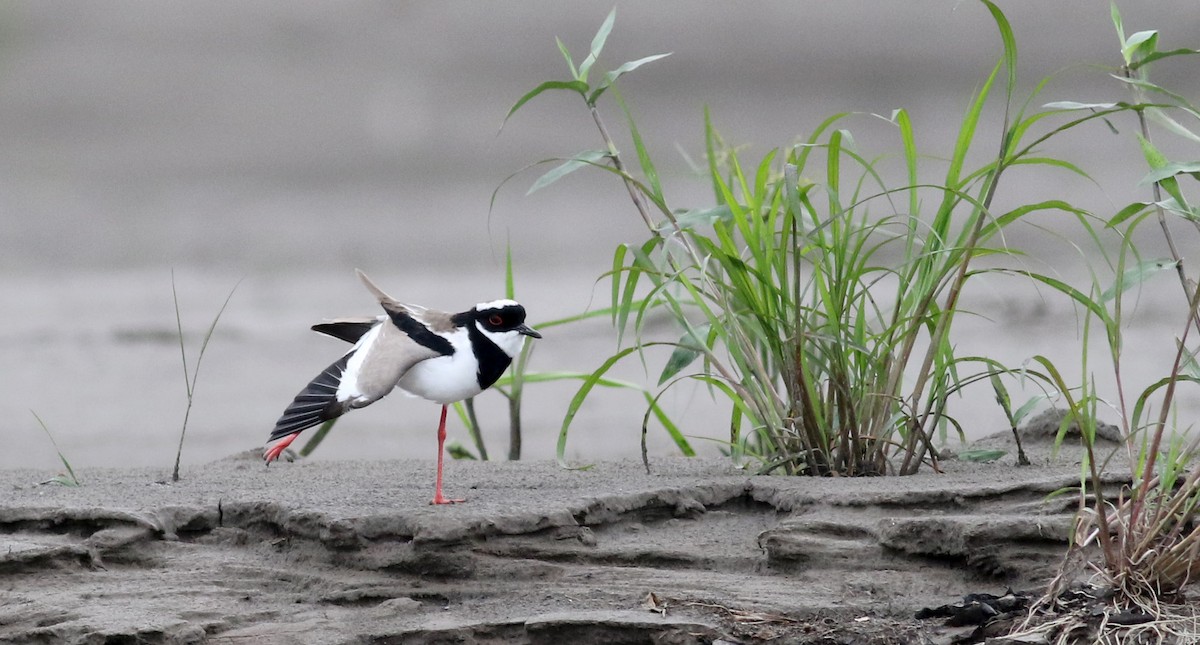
[263,433,300,464]
[430,495,466,505]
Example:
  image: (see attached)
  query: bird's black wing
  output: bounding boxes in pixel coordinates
[268,352,352,442]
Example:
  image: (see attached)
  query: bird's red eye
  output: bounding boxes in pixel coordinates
[488,314,503,326]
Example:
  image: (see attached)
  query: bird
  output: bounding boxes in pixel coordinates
[263,269,541,504]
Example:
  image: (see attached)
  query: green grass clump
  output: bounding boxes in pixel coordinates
[506,3,1126,475]
[1003,6,1200,641]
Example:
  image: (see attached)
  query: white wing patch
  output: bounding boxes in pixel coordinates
[337,324,382,404]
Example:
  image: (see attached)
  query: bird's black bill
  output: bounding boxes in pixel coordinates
[518,325,542,339]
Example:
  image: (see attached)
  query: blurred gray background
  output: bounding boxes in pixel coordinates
[3,2,1198,471]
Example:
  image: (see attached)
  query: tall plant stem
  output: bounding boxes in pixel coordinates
[585,102,763,421]
[1126,67,1200,337]
[463,398,490,461]
[898,165,1004,474]
[171,274,239,482]
[590,105,659,235]
[1130,277,1200,536]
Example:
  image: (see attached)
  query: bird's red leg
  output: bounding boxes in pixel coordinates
[263,432,300,463]
[431,404,465,505]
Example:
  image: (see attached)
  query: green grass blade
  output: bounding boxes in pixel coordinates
[589,53,672,105]
[1006,269,1113,327]
[1101,258,1178,302]
[1111,1,1126,57]
[658,327,707,385]
[503,80,589,125]
[505,239,515,300]
[893,109,919,235]
[641,390,695,457]
[1128,47,1200,71]
[527,149,610,195]
[980,0,1017,95]
[1139,161,1200,186]
[31,410,80,487]
[299,419,337,458]
[615,89,663,203]
[172,277,240,481]
[578,8,616,82]
[704,107,726,204]
[557,345,648,467]
[495,370,655,389]
[171,270,191,397]
[1137,134,1191,212]
[989,372,1014,423]
[555,37,578,79]
[192,278,242,392]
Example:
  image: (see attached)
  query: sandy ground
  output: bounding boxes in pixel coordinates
[0,422,1132,645]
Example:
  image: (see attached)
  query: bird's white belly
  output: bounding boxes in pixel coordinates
[397,352,482,404]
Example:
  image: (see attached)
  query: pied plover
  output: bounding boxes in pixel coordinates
[264,269,541,504]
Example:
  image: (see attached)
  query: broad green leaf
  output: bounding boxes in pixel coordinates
[1041,101,1119,111]
[958,449,1007,463]
[989,372,1013,420]
[1012,396,1045,427]
[1123,29,1159,63]
[1101,258,1178,302]
[1179,340,1200,380]
[672,205,732,230]
[1156,197,1200,223]
[1110,75,1193,106]
[504,79,589,124]
[1139,161,1200,186]
[446,442,478,461]
[1106,201,1153,228]
[1147,108,1200,145]
[588,53,672,105]
[578,8,616,83]
[658,326,708,385]
[1137,134,1191,211]
[527,149,610,195]
[1129,47,1200,71]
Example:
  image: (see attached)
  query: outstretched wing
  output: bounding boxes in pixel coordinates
[268,352,352,443]
[267,317,448,446]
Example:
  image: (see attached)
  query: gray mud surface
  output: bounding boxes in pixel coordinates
[0,429,1124,645]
